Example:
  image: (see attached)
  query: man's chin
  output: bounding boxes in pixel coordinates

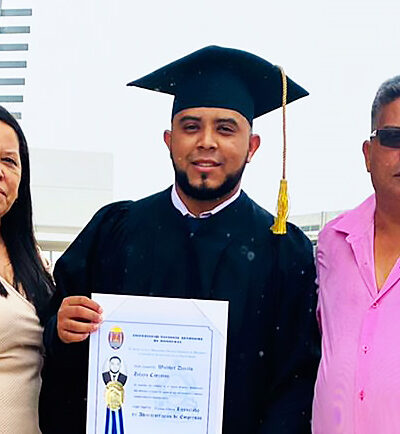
[184,185,227,201]
[174,163,245,202]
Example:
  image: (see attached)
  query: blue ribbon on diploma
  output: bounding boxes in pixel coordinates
[105,407,124,434]
[104,379,125,434]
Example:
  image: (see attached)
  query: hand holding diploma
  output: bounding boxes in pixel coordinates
[57,296,103,343]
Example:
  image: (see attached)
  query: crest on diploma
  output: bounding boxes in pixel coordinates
[108,326,124,350]
[105,381,124,411]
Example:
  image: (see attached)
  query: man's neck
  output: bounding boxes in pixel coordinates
[375,196,400,236]
[176,184,240,217]
[374,196,400,290]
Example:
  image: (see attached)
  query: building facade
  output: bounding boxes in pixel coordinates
[290,210,344,247]
[0,0,31,120]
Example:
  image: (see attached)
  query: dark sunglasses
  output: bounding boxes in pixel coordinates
[370,128,400,148]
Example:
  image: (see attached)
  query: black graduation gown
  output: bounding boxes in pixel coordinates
[40,187,320,434]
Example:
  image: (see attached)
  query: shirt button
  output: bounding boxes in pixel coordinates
[362,345,369,354]
[359,390,365,401]
[372,302,378,309]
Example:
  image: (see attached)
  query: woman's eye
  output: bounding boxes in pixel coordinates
[2,157,17,166]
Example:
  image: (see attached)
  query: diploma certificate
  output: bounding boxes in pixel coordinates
[87,293,228,434]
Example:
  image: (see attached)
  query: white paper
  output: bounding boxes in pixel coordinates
[87,293,228,434]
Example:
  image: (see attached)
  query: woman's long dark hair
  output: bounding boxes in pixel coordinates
[0,106,55,323]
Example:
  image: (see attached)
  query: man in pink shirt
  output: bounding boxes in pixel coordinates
[313,76,400,433]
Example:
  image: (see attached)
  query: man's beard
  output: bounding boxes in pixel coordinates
[172,157,247,201]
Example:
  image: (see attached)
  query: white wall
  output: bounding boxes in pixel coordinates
[29,148,113,250]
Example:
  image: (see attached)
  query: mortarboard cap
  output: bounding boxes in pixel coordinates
[127,45,308,125]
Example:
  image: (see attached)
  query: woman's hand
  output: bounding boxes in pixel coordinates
[57,296,103,343]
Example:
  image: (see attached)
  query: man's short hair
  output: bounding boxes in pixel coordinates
[371,75,400,129]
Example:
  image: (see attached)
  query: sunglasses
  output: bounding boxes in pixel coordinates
[370,128,400,148]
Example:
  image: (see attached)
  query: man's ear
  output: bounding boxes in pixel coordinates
[362,140,371,173]
[247,134,261,163]
[164,130,172,150]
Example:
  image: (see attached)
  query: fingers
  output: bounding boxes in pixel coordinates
[57,296,103,344]
[63,295,103,314]
[62,317,100,333]
[58,330,90,343]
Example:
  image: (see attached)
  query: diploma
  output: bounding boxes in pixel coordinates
[86,293,228,434]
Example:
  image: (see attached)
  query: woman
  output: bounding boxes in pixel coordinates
[0,105,55,434]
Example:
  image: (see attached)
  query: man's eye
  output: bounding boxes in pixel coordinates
[218,125,234,133]
[183,124,199,131]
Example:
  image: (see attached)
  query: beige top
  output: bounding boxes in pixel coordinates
[0,276,43,434]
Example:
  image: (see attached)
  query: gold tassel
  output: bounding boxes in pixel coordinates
[270,179,288,234]
[271,66,289,235]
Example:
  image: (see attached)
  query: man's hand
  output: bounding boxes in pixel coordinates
[57,296,103,344]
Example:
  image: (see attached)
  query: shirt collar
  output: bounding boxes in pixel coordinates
[171,184,241,218]
[332,194,376,238]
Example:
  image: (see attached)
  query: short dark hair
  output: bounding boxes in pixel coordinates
[371,75,400,130]
[0,105,55,323]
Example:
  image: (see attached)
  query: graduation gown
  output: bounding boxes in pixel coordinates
[40,187,320,434]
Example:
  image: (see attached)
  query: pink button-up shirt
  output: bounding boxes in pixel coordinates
[313,194,400,434]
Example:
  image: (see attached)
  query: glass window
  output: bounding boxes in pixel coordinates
[0,26,30,34]
[0,78,25,85]
[0,9,32,17]
[0,61,26,68]
[0,43,28,51]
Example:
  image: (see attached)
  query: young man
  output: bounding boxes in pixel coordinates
[41,46,319,434]
[313,76,400,433]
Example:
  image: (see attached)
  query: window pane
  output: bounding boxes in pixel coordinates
[0,26,30,34]
[0,44,28,51]
[0,61,26,68]
[0,9,32,17]
[0,78,25,85]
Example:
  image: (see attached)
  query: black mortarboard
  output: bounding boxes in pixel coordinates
[127,45,308,125]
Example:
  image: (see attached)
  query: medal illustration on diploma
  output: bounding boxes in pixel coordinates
[103,327,127,434]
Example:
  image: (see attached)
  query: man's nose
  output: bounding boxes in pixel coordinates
[198,127,217,150]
